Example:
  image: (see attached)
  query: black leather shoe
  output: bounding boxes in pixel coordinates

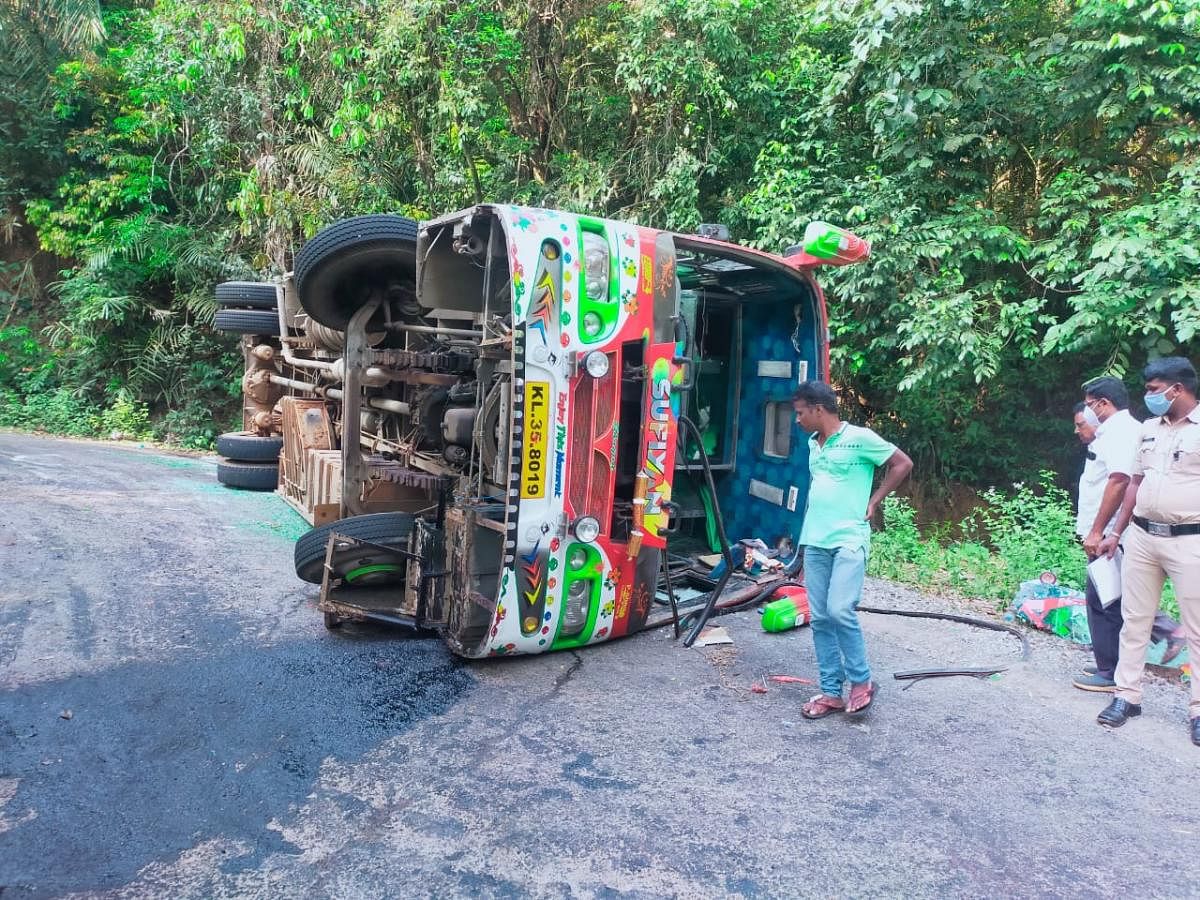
[1191,717,1199,747]
[1097,698,1142,727]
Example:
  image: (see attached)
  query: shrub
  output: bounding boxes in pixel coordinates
[99,394,153,440]
[0,386,102,435]
[153,400,231,451]
[869,480,1183,622]
[976,472,1086,592]
[870,479,1086,609]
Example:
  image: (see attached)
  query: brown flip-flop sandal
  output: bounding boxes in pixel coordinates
[801,694,846,719]
[846,680,877,716]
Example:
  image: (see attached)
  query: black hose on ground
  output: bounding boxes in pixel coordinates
[857,605,1030,683]
[858,605,1031,661]
[664,572,1031,684]
[678,414,735,648]
[661,548,681,639]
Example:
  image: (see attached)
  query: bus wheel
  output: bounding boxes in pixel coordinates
[294,214,418,331]
[293,512,416,584]
[216,460,279,491]
[215,281,278,310]
[213,308,281,336]
[215,431,283,462]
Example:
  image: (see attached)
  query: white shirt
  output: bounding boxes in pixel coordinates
[1076,408,1141,537]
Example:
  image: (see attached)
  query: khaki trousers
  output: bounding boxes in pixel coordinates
[1114,526,1200,717]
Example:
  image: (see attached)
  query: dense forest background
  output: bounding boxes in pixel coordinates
[2,0,1198,506]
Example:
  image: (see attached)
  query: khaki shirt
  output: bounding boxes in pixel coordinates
[1132,404,1200,524]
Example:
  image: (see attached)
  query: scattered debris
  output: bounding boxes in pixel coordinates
[1008,577,1089,643]
[697,646,756,699]
[768,674,814,685]
[693,626,733,647]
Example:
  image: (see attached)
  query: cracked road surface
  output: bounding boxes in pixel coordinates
[1,432,1198,898]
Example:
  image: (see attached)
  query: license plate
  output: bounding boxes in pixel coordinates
[521,381,550,499]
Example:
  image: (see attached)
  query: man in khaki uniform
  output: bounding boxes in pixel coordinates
[1096,357,1200,747]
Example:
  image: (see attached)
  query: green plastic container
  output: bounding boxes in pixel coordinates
[761,590,810,633]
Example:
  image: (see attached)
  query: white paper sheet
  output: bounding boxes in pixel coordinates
[1087,550,1123,608]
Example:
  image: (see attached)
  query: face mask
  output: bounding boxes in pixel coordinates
[1081,406,1100,428]
[1144,387,1174,416]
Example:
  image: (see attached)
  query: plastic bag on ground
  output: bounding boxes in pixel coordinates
[1008,577,1091,644]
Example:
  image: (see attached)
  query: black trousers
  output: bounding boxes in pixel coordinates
[1085,574,1180,679]
[1085,574,1123,680]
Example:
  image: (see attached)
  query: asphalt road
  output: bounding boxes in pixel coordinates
[1,431,1198,899]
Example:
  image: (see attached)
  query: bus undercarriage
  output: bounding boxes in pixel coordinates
[211,205,869,657]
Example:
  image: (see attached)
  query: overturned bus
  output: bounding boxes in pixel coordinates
[211,205,869,657]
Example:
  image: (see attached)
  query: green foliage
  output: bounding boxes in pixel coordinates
[740,0,1200,483]
[871,489,1182,622]
[870,481,1084,606]
[0,1,104,210]
[1,0,1198,478]
[98,392,151,439]
[153,401,225,450]
[0,387,102,436]
[0,325,49,391]
[975,474,1087,593]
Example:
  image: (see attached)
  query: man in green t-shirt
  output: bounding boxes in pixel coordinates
[792,381,913,719]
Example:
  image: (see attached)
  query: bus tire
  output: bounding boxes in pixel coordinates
[294,512,416,584]
[294,214,418,331]
[216,460,279,490]
[213,308,281,336]
[215,281,278,310]
[215,431,283,462]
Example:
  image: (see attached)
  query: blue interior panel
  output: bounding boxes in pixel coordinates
[714,298,818,550]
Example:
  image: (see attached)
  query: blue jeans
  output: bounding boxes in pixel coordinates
[803,545,870,696]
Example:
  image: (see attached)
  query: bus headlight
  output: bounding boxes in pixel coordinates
[583,230,609,302]
[573,515,601,543]
[568,545,588,570]
[582,311,603,338]
[584,350,609,379]
[561,577,591,636]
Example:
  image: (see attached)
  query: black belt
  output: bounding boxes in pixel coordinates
[1133,515,1200,537]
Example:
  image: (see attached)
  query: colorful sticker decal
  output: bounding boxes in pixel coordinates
[521,381,550,499]
[612,549,660,638]
[550,541,607,650]
[529,274,555,344]
[528,241,561,345]
[554,391,567,500]
[510,244,526,315]
[641,348,680,546]
[518,539,547,636]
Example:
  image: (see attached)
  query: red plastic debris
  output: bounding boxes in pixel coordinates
[768,675,815,685]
